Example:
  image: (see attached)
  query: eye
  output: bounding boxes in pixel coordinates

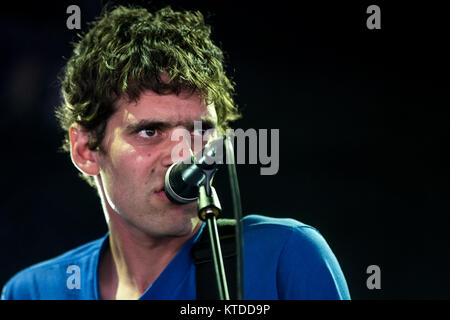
[138,128,158,138]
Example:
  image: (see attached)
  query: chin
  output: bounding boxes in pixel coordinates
[164,200,198,217]
[146,208,200,238]
[170,211,200,233]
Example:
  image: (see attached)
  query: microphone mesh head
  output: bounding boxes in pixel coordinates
[165,162,199,203]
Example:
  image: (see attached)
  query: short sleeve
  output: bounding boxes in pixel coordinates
[1,282,9,300]
[276,225,351,300]
[1,273,34,300]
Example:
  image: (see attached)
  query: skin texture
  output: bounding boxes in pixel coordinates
[69,89,218,299]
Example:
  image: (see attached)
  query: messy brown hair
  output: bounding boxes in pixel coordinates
[55,5,240,188]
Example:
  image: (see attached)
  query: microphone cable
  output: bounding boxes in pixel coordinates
[224,135,244,300]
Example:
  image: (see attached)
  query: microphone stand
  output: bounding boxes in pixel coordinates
[194,136,244,300]
[197,169,230,300]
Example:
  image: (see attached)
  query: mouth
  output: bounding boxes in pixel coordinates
[154,186,169,201]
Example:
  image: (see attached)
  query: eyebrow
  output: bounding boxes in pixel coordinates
[125,119,216,133]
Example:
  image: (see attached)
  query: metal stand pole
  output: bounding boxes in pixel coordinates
[198,184,230,300]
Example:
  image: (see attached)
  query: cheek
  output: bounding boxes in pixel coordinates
[101,146,152,213]
[109,138,134,168]
[100,140,139,194]
[108,142,158,187]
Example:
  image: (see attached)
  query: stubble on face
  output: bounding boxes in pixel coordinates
[94,90,217,239]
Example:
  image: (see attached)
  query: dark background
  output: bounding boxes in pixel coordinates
[0,0,448,299]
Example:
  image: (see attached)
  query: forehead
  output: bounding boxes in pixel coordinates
[113,90,217,127]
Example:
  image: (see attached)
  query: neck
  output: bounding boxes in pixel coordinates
[99,213,201,300]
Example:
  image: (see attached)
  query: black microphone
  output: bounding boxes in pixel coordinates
[164,139,222,204]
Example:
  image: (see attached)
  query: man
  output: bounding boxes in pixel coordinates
[2,5,350,300]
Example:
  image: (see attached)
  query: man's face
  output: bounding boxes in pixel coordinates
[94,90,217,238]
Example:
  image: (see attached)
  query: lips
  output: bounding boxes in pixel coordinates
[153,182,165,193]
[154,186,169,201]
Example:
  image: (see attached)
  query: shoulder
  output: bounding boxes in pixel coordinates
[1,236,106,300]
[242,214,350,299]
[242,214,319,242]
[242,214,329,270]
[243,215,340,269]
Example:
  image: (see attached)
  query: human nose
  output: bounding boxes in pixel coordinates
[160,127,193,168]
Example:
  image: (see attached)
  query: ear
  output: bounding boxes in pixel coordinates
[69,123,100,176]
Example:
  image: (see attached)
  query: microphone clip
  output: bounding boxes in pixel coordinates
[196,170,229,300]
[198,184,221,221]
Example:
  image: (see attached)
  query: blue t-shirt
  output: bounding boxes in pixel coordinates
[1,215,350,300]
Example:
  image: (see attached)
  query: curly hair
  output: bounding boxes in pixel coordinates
[55,5,240,188]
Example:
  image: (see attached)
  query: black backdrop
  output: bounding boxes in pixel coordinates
[1,0,448,299]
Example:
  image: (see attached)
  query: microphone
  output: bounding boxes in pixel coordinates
[164,139,222,204]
